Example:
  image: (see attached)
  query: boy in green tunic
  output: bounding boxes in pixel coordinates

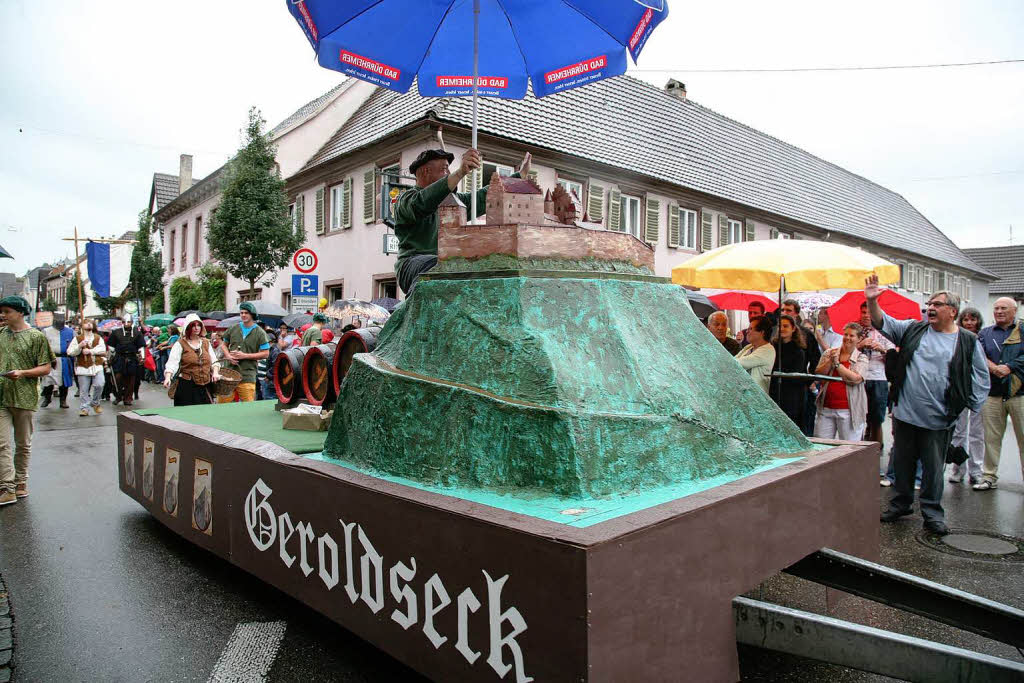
[219,302,270,403]
[0,296,56,505]
[301,313,327,346]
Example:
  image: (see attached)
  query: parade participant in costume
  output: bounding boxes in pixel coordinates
[0,296,55,506]
[40,315,75,409]
[67,319,107,416]
[393,147,532,296]
[219,302,269,403]
[108,314,145,407]
[301,313,327,346]
[163,314,221,407]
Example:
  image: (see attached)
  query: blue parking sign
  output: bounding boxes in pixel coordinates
[292,274,319,296]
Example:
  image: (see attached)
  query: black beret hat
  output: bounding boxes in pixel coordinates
[410,149,455,175]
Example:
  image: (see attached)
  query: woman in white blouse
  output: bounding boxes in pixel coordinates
[163,314,220,406]
[67,319,107,416]
[735,317,776,393]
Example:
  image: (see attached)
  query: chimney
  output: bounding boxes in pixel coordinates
[664,79,687,101]
[179,154,193,194]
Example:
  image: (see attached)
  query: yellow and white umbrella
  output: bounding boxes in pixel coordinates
[671,239,900,293]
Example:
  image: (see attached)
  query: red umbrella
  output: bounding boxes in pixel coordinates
[708,291,779,312]
[827,289,921,333]
[202,319,220,330]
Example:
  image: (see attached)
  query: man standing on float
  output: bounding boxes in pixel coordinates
[392,147,531,296]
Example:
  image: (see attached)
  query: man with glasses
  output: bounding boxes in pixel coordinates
[974,298,1024,490]
[866,275,989,536]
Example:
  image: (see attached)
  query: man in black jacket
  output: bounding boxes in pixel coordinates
[108,314,145,407]
[867,275,989,535]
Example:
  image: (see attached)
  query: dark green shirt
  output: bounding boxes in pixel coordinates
[221,323,270,383]
[393,175,504,273]
[301,326,322,347]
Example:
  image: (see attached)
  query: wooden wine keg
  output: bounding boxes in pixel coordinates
[301,342,337,406]
[331,326,381,395]
[272,346,311,404]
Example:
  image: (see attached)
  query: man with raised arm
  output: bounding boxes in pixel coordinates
[866,274,989,536]
[393,147,531,296]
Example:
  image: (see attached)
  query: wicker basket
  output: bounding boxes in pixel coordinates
[212,365,242,397]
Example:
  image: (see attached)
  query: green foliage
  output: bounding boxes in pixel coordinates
[197,263,227,281]
[169,277,200,314]
[207,107,304,295]
[151,287,165,314]
[193,263,226,312]
[129,210,165,316]
[93,292,125,316]
[41,296,57,312]
[66,270,83,314]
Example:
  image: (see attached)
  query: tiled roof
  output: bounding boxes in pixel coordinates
[963,246,1024,294]
[499,177,542,194]
[152,173,180,211]
[269,80,349,138]
[302,77,991,276]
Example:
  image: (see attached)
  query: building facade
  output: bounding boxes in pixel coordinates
[157,77,995,316]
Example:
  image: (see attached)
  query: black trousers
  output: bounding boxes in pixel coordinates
[887,418,953,523]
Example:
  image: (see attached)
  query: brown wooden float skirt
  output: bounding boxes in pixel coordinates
[118,412,878,683]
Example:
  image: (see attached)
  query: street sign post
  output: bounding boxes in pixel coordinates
[293,248,318,274]
[291,274,319,297]
[290,295,319,314]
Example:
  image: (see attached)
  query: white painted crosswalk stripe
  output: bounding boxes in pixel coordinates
[208,621,287,683]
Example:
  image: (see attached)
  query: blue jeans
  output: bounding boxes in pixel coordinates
[76,374,104,410]
[262,378,276,401]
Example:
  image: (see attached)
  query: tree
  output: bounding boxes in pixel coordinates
[151,288,165,314]
[129,210,165,318]
[66,270,84,316]
[41,296,57,312]
[169,277,200,314]
[195,263,226,312]
[207,107,304,297]
[93,291,126,317]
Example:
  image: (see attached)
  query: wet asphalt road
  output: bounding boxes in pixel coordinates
[0,382,1022,682]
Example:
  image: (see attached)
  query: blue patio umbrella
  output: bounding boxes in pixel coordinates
[286,0,669,219]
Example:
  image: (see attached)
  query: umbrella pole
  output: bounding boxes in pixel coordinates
[774,276,784,403]
[469,0,479,226]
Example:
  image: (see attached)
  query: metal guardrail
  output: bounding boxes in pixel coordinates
[734,597,1024,683]
[783,548,1024,649]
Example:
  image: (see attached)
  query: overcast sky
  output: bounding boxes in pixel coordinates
[1,0,1021,276]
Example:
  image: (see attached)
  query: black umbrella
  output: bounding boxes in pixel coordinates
[370,297,401,312]
[176,309,201,318]
[282,313,313,329]
[203,310,230,321]
[685,290,719,319]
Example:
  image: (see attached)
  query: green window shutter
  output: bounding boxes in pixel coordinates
[745,219,755,242]
[343,178,353,229]
[769,227,778,239]
[296,194,305,232]
[457,173,468,193]
[608,190,621,231]
[718,214,729,246]
[700,210,713,251]
[587,183,604,222]
[644,198,660,243]
[315,187,325,235]
[363,169,376,223]
[667,205,680,248]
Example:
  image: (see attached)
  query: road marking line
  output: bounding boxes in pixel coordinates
[208,621,287,683]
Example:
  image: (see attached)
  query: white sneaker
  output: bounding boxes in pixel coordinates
[948,472,964,483]
[880,478,892,487]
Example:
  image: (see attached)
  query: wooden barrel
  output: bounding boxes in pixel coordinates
[332,327,381,395]
[301,343,337,406]
[273,346,311,404]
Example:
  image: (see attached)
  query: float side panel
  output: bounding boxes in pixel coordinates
[584,443,879,683]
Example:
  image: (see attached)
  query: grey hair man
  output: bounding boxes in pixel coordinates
[706,311,740,355]
[867,276,990,536]
[974,297,1024,490]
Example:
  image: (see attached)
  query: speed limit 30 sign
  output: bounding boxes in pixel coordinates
[293,248,318,273]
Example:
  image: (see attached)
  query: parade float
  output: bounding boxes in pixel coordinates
[118,179,882,682]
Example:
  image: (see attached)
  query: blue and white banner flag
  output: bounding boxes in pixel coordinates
[85,241,134,299]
